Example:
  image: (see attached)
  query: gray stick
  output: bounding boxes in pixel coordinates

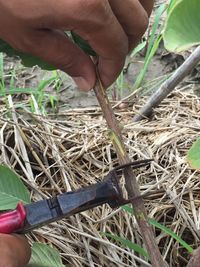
[133,45,200,122]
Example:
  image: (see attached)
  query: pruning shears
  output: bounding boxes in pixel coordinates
[0,159,152,234]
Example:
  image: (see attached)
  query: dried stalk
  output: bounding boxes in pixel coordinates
[133,45,200,122]
[187,247,200,267]
[93,70,165,267]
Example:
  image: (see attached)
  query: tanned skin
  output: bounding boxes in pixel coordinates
[0,1,154,266]
[0,0,154,91]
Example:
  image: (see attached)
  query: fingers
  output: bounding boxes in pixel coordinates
[53,0,129,89]
[0,0,151,90]
[19,29,96,91]
[0,234,31,267]
[138,0,154,16]
[20,0,129,89]
[67,0,149,87]
[108,0,149,51]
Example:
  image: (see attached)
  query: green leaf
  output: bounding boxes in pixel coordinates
[0,88,35,97]
[0,165,30,210]
[130,41,147,58]
[122,205,193,254]
[133,3,166,89]
[148,218,193,254]
[187,138,200,169]
[163,0,200,52]
[146,3,166,58]
[71,32,96,56]
[122,204,135,214]
[101,232,149,258]
[0,39,55,70]
[28,243,64,267]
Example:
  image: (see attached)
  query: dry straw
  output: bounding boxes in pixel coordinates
[0,89,200,266]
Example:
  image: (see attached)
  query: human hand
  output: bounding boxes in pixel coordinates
[0,0,154,90]
[0,234,31,267]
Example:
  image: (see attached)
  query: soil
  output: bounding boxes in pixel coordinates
[2,42,189,110]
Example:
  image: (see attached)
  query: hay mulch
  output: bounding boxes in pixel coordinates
[0,90,200,267]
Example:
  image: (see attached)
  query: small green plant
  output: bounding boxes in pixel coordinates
[102,204,193,260]
[133,3,166,89]
[112,2,167,100]
[101,232,149,259]
[123,205,193,253]
[0,52,61,113]
[29,74,60,114]
[0,165,64,266]
[112,71,125,101]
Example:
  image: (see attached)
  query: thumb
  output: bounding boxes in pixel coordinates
[0,234,31,267]
[23,30,96,91]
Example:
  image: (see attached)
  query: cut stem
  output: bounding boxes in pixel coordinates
[94,69,165,267]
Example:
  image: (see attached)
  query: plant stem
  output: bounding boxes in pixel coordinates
[133,45,200,122]
[94,69,165,267]
[187,247,200,267]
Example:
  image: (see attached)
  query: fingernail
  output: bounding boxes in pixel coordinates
[72,77,91,91]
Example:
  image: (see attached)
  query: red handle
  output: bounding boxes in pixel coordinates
[0,203,26,234]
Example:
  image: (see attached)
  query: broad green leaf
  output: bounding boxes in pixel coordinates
[187,138,200,169]
[163,0,200,52]
[167,0,178,13]
[0,39,55,70]
[0,165,30,210]
[101,232,149,258]
[28,243,64,267]
[122,205,193,253]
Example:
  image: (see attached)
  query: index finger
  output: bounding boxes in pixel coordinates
[41,0,129,88]
[138,0,154,16]
[73,0,129,88]
[0,234,31,267]
[108,0,149,51]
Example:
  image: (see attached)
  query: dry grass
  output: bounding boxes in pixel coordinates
[0,89,200,267]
